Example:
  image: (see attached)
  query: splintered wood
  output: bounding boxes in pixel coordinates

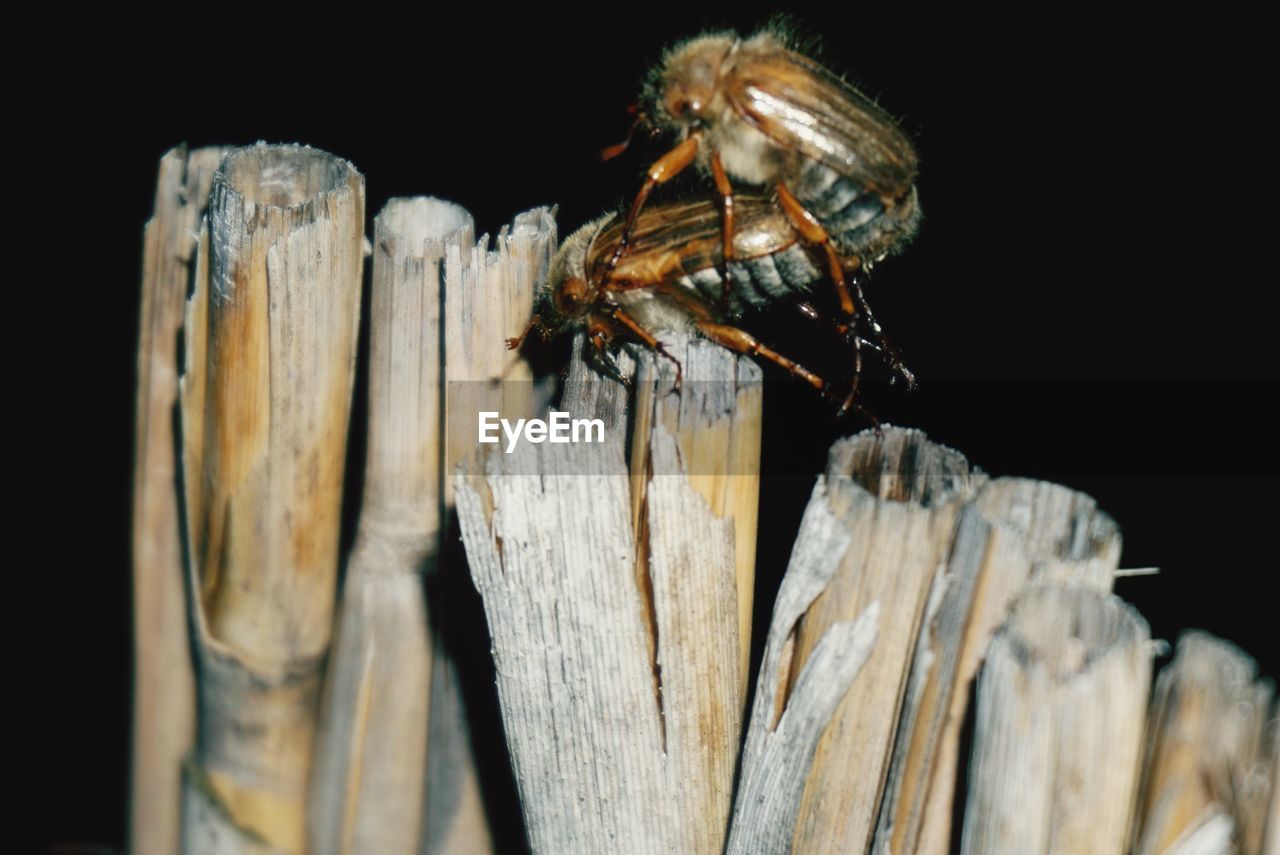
[308,197,555,855]
[454,337,761,854]
[961,585,1153,855]
[434,202,557,854]
[307,199,451,855]
[790,431,979,854]
[131,142,1278,855]
[131,143,229,855]
[1132,633,1276,855]
[881,479,1123,855]
[179,144,365,853]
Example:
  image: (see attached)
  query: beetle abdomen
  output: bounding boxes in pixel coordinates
[791,161,919,261]
[676,241,822,316]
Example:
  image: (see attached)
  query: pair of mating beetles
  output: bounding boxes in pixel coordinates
[509,28,921,417]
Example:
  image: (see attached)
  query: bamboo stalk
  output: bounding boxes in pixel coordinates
[726,440,892,853]
[1265,722,1279,855]
[178,143,365,853]
[428,204,557,854]
[621,339,761,839]
[307,199,457,855]
[790,428,981,853]
[960,584,1153,855]
[1131,632,1276,855]
[879,478,1122,855]
[453,334,757,854]
[626,334,763,696]
[130,143,229,855]
[443,206,558,503]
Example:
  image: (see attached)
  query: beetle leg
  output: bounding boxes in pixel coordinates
[697,316,879,425]
[794,301,881,353]
[775,181,868,407]
[849,271,916,390]
[695,320,826,391]
[585,315,631,387]
[711,152,736,309]
[777,183,915,393]
[607,305,684,390]
[776,182,856,317]
[506,313,550,351]
[601,134,703,286]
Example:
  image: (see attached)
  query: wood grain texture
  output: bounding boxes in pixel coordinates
[130,143,229,855]
[431,202,557,855]
[1265,722,1279,855]
[309,199,452,855]
[790,428,980,853]
[1132,632,1276,855]
[883,478,1122,855]
[625,338,763,695]
[443,206,557,508]
[960,584,1153,855]
[726,445,892,853]
[455,335,756,854]
[179,143,365,853]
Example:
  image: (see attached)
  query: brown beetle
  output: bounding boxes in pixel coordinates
[600,28,920,386]
[510,188,917,417]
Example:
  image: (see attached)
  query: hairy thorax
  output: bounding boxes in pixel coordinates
[703,108,789,186]
[611,287,701,334]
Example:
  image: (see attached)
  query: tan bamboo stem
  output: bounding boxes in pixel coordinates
[130,143,229,855]
[960,584,1153,855]
[307,198,457,855]
[430,204,556,854]
[880,478,1122,855]
[1132,632,1276,855]
[790,428,981,853]
[178,143,364,853]
[453,335,757,853]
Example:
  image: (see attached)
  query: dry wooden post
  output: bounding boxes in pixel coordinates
[425,204,557,854]
[726,444,892,853]
[1266,723,1279,855]
[1131,631,1276,855]
[131,143,229,855]
[789,428,981,853]
[443,206,558,499]
[454,334,760,854]
[960,584,1153,855]
[626,337,763,694]
[178,143,364,853]
[877,478,1122,855]
[307,199,453,855]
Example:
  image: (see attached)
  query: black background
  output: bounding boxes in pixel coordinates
[28,4,1275,851]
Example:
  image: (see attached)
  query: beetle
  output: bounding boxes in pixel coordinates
[599,28,920,386]
[510,189,916,417]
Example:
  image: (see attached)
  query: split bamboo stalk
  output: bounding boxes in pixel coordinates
[1266,723,1279,855]
[960,584,1153,855]
[726,438,895,853]
[131,143,229,855]
[626,334,763,694]
[453,335,759,854]
[443,206,558,504]
[877,478,1122,855]
[790,428,982,853]
[1131,631,1276,855]
[429,203,557,854]
[177,143,364,853]
[307,199,454,855]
